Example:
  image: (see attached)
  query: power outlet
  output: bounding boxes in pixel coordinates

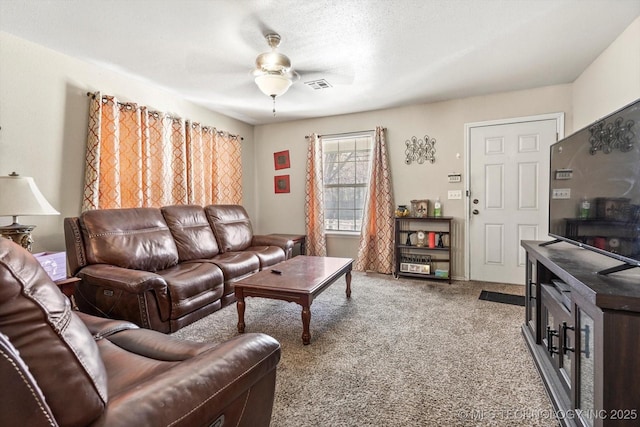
[552,188,571,199]
[448,190,462,200]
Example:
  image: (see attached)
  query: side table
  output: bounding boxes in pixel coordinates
[55,277,81,309]
[55,277,81,297]
[269,233,306,257]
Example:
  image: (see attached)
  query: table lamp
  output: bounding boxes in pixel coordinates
[0,172,60,251]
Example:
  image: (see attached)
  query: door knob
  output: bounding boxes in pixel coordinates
[472,209,479,215]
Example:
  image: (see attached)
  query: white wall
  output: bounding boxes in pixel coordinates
[253,85,573,278]
[0,31,255,252]
[573,16,640,129]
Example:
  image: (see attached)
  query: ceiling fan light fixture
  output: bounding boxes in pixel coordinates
[255,73,292,97]
[255,51,291,72]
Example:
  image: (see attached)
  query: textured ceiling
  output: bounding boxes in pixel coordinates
[1,0,639,125]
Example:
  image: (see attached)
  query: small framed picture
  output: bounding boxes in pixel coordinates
[274,150,290,170]
[274,175,290,193]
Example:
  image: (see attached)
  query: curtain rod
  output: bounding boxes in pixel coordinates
[305,128,385,139]
[86,92,243,140]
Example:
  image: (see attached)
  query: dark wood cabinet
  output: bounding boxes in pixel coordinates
[522,240,640,427]
[540,283,573,392]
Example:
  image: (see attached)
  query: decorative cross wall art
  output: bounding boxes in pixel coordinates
[405,135,436,164]
[588,117,635,155]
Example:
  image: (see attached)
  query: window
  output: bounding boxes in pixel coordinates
[323,133,373,232]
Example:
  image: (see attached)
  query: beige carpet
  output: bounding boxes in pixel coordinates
[172,272,559,427]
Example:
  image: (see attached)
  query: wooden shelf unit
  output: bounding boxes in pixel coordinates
[394,216,452,283]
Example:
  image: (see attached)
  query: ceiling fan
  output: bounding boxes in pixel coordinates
[251,33,300,114]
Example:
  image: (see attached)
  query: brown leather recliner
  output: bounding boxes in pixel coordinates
[0,239,281,427]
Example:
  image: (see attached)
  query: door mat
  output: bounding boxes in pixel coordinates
[478,290,525,306]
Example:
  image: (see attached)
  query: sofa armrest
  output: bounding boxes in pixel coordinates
[64,216,87,276]
[76,264,171,321]
[93,332,281,427]
[78,264,168,294]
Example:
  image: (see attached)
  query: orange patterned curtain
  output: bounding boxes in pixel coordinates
[304,133,327,256]
[354,126,395,273]
[146,112,188,206]
[212,131,243,204]
[186,123,216,205]
[83,92,241,210]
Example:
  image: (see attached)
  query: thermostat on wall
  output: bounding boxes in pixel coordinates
[555,169,573,180]
[448,173,462,183]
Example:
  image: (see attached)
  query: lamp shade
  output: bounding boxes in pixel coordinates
[255,73,293,97]
[0,174,59,218]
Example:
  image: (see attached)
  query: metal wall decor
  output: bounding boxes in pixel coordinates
[405,135,436,164]
[589,117,635,155]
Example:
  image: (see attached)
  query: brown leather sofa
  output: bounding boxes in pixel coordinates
[0,239,281,427]
[65,204,293,332]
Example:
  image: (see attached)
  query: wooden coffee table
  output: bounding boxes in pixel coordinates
[234,256,353,345]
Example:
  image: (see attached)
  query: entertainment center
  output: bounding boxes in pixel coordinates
[522,241,640,427]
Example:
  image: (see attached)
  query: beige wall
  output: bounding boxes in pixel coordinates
[254,15,640,279]
[0,32,255,252]
[573,16,640,129]
[253,85,573,278]
[2,13,637,273]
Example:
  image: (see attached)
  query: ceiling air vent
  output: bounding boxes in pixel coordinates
[305,79,332,90]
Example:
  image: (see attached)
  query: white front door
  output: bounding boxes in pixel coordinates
[467,116,561,284]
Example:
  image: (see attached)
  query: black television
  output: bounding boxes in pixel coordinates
[547,98,640,274]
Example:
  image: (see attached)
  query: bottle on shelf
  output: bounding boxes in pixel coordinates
[433,197,442,217]
[579,196,590,219]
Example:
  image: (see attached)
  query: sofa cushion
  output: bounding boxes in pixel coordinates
[247,245,286,269]
[161,204,221,261]
[81,207,179,272]
[157,262,225,319]
[0,240,107,426]
[205,204,253,252]
[203,252,260,284]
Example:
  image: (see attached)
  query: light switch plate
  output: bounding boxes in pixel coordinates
[552,188,571,199]
[448,190,462,200]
